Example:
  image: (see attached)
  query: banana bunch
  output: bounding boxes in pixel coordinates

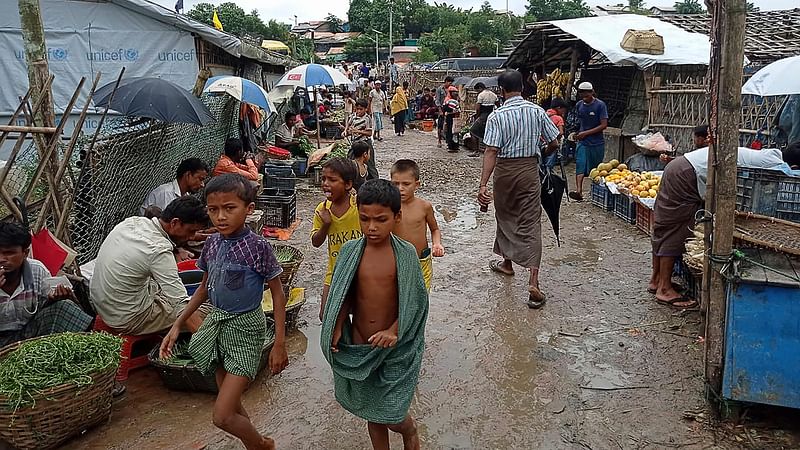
[536,68,571,104]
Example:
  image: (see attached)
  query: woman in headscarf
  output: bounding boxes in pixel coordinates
[390,86,409,137]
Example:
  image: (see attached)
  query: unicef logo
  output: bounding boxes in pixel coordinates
[124,48,139,61]
[51,48,67,60]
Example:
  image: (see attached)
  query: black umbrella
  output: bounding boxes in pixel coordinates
[540,165,566,246]
[93,77,215,125]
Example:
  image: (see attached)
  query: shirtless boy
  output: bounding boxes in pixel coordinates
[321,179,428,450]
[390,159,444,289]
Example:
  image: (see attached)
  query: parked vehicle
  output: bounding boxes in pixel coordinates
[429,57,506,71]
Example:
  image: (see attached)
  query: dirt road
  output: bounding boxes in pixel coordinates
[64,128,799,450]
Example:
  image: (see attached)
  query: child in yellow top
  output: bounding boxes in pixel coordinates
[312,157,362,319]
[390,159,444,289]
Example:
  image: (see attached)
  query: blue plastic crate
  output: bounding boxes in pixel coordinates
[590,183,614,211]
[613,193,637,224]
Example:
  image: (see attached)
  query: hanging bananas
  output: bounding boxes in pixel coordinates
[536,68,571,105]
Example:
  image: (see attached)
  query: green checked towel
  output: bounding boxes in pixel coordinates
[320,235,429,424]
[188,307,266,380]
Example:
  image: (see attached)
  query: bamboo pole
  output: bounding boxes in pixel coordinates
[35,73,100,233]
[0,125,57,134]
[18,0,55,129]
[703,0,747,401]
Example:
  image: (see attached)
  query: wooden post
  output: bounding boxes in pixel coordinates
[567,46,579,101]
[314,88,322,149]
[18,0,54,129]
[703,0,747,400]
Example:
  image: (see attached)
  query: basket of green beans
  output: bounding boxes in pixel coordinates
[0,332,122,450]
[149,321,276,393]
[271,244,304,289]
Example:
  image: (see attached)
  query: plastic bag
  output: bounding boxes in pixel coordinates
[631,132,672,155]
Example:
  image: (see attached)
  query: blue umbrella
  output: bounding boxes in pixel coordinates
[203,76,275,113]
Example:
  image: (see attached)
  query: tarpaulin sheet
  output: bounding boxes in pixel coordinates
[548,14,711,70]
[0,0,202,120]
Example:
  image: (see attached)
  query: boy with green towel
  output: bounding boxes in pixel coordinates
[321,179,429,450]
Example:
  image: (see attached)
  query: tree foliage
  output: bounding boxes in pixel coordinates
[525,0,591,21]
[347,0,522,61]
[325,14,344,33]
[187,3,289,42]
[673,0,704,14]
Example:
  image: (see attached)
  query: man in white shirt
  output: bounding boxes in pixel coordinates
[91,197,211,335]
[140,158,208,216]
[369,81,387,141]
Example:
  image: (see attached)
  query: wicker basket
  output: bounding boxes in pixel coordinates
[148,323,276,394]
[0,338,117,450]
[263,287,307,327]
[272,244,304,288]
[733,211,800,256]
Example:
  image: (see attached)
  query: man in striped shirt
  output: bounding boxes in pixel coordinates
[478,70,560,309]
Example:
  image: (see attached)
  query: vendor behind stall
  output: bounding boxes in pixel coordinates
[276,111,315,155]
[0,223,92,347]
[140,158,209,215]
[649,142,800,308]
[90,197,211,335]
[212,138,259,181]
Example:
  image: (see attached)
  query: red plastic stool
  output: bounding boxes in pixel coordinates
[93,316,162,381]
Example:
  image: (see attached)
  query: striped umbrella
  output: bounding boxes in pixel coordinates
[275,63,354,89]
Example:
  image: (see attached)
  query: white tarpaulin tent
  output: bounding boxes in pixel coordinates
[546,14,711,70]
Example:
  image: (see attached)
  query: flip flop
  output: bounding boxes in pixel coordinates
[656,296,698,309]
[489,260,514,276]
[648,283,686,295]
[527,286,547,309]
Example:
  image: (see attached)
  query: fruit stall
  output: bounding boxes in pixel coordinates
[589,155,800,413]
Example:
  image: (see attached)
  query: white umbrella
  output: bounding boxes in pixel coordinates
[276,63,354,89]
[742,55,800,96]
[275,64,354,148]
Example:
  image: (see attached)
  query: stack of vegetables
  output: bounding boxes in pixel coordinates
[0,332,122,412]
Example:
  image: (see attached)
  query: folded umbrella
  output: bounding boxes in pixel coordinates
[540,165,566,246]
[93,77,215,125]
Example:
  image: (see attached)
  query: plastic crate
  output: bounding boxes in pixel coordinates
[310,166,323,186]
[736,167,800,223]
[614,194,637,224]
[264,163,294,178]
[292,158,308,177]
[256,189,297,228]
[590,183,614,211]
[635,198,654,236]
[265,174,296,191]
[322,125,343,140]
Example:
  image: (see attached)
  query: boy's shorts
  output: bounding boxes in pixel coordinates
[373,112,383,131]
[419,250,432,290]
[575,142,605,176]
[189,307,266,380]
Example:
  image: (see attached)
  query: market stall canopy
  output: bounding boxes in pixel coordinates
[203,76,275,114]
[742,55,800,97]
[275,64,354,89]
[93,77,215,125]
[505,14,713,71]
[261,40,290,53]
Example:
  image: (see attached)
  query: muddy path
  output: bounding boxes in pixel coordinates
[63,128,800,450]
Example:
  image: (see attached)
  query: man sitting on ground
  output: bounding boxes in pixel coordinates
[0,222,92,347]
[90,197,211,335]
[140,158,208,215]
[276,111,315,155]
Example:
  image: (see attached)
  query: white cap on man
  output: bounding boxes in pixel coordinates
[577,81,594,91]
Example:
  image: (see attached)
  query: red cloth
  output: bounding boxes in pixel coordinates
[30,229,67,276]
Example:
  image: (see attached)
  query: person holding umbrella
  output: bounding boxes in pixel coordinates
[477,70,560,309]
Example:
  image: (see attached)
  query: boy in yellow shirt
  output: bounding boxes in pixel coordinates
[390,159,444,290]
[312,157,362,319]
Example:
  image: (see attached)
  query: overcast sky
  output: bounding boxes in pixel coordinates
[156,0,797,26]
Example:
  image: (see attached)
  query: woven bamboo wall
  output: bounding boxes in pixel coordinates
[647,74,787,153]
